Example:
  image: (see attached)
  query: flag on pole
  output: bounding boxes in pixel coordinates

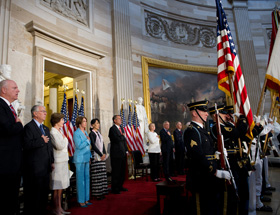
[265,10,280,94]
[67,95,78,156]
[123,103,136,151]
[60,92,70,137]
[266,29,280,94]
[216,0,254,137]
[133,105,145,155]
[78,96,85,116]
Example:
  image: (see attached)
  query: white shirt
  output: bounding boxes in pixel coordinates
[147,131,161,153]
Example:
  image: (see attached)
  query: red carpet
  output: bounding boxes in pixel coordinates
[67,175,186,215]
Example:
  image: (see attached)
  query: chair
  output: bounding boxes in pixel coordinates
[131,150,150,181]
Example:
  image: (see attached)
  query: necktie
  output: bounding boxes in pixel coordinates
[10,104,17,121]
[119,127,123,134]
[40,124,45,135]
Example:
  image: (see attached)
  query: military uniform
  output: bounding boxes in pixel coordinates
[184,100,224,215]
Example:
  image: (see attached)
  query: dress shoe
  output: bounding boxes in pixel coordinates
[266,186,276,191]
[79,204,87,208]
[263,190,272,196]
[256,205,273,212]
[261,196,271,202]
[152,179,159,182]
[112,190,121,194]
[86,202,93,205]
[121,187,128,191]
[61,211,71,214]
[157,178,162,181]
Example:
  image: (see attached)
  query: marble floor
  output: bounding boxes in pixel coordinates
[257,166,280,215]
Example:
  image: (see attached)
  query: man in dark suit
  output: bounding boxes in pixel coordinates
[108,115,128,194]
[23,105,54,215]
[160,121,175,181]
[0,80,23,215]
[173,121,185,175]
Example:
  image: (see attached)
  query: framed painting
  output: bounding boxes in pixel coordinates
[141,56,226,133]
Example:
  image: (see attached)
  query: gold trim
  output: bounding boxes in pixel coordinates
[141,56,217,123]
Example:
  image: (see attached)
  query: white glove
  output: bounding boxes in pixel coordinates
[233,112,241,118]
[215,151,221,160]
[254,115,261,124]
[216,170,231,180]
[223,148,228,157]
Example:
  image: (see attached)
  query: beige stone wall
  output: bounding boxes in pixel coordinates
[6,0,114,144]
[3,0,278,141]
[129,0,276,115]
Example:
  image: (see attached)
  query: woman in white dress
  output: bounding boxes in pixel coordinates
[50,113,72,215]
[147,123,162,182]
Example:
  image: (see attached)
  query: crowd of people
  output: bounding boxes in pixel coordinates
[0,79,278,215]
[0,80,128,215]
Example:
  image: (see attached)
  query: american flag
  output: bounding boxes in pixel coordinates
[67,95,78,156]
[133,105,145,155]
[124,104,136,151]
[216,0,254,137]
[60,92,69,136]
[78,96,85,117]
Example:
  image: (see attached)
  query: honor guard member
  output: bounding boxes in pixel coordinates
[209,105,241,215]
[184,100,231,215]
[224,105,253,215]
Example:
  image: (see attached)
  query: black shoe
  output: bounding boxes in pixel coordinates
[263,190,272,196]
[112,190,121,194]
[266,186,276,191]
[120,187,128,191]
[152,179,159,182]
[166,177,177,184]
[261,196,271,202]
[256,205,273,212]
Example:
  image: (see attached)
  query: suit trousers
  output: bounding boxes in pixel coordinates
[111,156,126,192]
[162,150,173,178]
[75,162,90,203]
[175,149,185,174]
[23,173,50,215]
[148,153,160,180]
[0,173,21,215]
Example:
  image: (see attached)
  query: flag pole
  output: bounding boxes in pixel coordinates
[256,78,268,116]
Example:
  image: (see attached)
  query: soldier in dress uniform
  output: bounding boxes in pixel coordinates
[184,100,231,215]
[209,105,247,215]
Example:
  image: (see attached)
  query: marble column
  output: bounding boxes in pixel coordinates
[0,0,11,64]
[112,0,134,112]
[45,78,63,114]
[232,0,261,114]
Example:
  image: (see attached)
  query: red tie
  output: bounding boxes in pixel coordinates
[119,127,123,134]
[10,104,17,121]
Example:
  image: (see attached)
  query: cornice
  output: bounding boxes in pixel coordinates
[25,21,107,59]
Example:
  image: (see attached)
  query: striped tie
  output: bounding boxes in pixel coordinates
[10,104,17,121]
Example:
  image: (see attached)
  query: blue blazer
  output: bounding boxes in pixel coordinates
[73,128,91,163]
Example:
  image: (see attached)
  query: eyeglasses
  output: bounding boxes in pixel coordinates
[38,110,47,113]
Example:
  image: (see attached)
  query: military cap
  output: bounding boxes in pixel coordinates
[223,106,234,114]
[208,104,225,114]
[187,100,208,112]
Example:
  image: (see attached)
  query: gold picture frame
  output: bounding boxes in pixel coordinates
[141,56,219,123]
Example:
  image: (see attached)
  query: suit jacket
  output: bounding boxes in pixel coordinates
[50,127,69,163]
[0,98,23,174]
[23,120,54,177]
[160,128,174,153]
[173,129,184,151]
[73,128,91,163]
[108,125,128,158]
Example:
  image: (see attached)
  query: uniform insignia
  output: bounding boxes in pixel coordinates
[209,165,213,172]
[190,140,197,148]
[224,127,232,132]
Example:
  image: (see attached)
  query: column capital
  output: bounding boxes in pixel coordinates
[44,78,63,88]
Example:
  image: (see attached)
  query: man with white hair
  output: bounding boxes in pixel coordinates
[0,80,23,215]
